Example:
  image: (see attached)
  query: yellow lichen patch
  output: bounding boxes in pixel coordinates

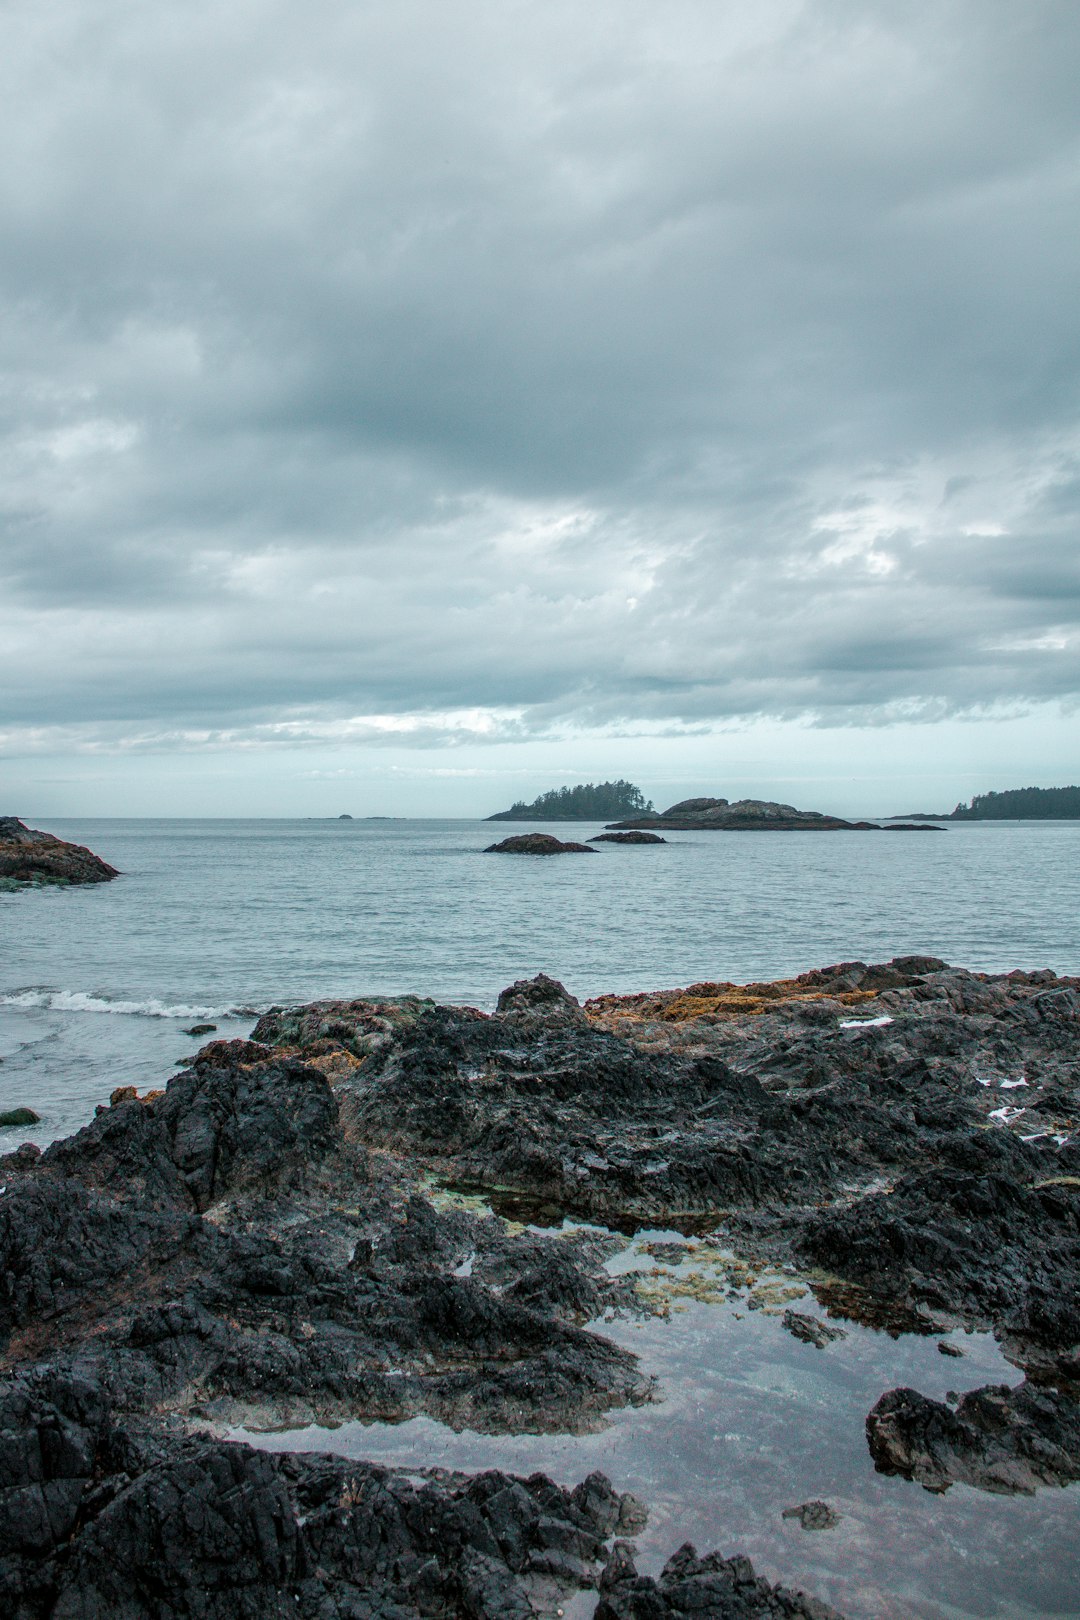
[634,1269,732,1315]
[1034,1176,1080,1189]
[586,980,881,1026]
[302,1049,365,1081]
[630,1248,787,1317]
[745,1282,807,1311]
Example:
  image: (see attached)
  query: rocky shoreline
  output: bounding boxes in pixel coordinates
[2,958,1077,1615]
[0,819,118,890]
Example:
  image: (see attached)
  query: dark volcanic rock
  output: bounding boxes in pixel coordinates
[595,1541,845,1618]
[867,1382,1080,1494]
[263,960,1080,1379]
[497,971,587,1023]
[4,954,1078,1618]
[0,817,118,888]
[0,1368,644,1619]
[485,833,596,854]
[40,1045,340,1211]
[0,1040,651,1439]
[799,1167,1080,1369]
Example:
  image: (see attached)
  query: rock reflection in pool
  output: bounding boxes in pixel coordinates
[225,1226,1080,1620]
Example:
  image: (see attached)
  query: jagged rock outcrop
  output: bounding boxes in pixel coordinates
[867,1382,1080,1494]
[0,818,118,888]
[594,1541,845,1618]
[250,961,1080,1378]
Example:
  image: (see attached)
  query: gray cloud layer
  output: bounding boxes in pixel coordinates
[1,0,1078,752]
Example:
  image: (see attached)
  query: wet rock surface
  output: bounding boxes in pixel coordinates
[595,1542,845,1618]
[0,818,118,889]
[0,1370,645,1618]
[299,961,1080,1368]
[4,955,1080,1614]
[867,1381,1080,1494]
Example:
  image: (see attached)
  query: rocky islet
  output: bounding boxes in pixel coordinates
[485,833,597,854]
[607,797,943,832]
[1,955,1078,1615]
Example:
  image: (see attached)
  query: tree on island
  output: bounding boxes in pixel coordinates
[951,785,1080,820]
[487,780,655,821]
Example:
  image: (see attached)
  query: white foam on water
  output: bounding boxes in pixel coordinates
[1000,1077,1028,1088]
[0,988,239,1021]
[839,1015,894,1028]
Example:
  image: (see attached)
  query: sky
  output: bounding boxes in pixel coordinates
[1,0,1078,818]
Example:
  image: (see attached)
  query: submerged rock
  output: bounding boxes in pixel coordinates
[0,817,118,887]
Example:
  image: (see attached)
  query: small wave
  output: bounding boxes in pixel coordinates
[0,989,244,1021]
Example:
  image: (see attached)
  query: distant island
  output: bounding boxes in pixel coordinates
[608,796,878,831]
[894,786,1080,821]
[487,780,655,821]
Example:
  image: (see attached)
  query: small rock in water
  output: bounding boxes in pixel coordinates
[588,831,667,844]
[484,833,596,854]
[782,1309,847,1348]
[185,1022,217,1036]
[938,1339,965,1357]
[782,1500,841,1530]
[0,1106,39,1128]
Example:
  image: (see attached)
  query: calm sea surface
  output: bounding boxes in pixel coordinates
[2,816,1078,1143]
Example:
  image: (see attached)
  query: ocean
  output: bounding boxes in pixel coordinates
[2,815,1078,1146]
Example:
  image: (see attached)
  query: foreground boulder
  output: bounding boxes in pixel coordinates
[485,833,596,854]
[0,817,118,888]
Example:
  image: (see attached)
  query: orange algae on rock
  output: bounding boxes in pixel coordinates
[585,978,882,1027]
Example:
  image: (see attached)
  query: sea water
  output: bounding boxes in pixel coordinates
[1,816,1078,1144]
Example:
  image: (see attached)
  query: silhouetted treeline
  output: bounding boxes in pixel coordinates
[487,780,655,820]
[952,786,1080,819]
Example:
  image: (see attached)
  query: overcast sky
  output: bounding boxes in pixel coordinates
[2,0,1077,817]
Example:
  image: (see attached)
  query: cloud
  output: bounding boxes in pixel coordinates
[1,0,1079,769]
